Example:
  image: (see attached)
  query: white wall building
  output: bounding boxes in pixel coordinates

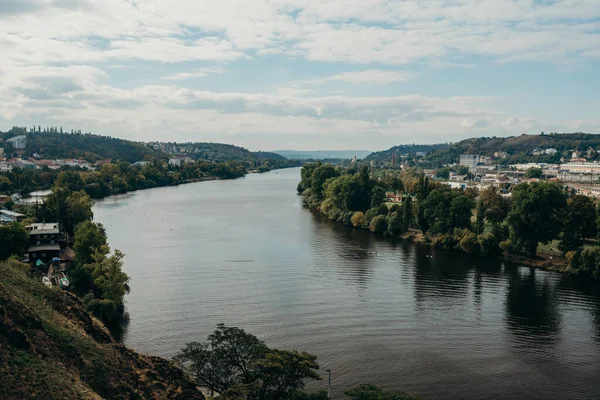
[560,162,600,174]
[459,154,479,170]
[6,135,26,150]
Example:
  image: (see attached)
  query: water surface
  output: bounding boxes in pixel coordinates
[95,167,600,399]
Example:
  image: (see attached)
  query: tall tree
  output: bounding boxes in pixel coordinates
[507,182,567,257]
[0,222,29,261]
[559,195,597,253]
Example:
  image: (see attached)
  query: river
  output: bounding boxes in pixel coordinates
[94,167,600,399]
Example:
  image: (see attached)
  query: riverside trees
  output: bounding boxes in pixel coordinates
[297,163,600,275]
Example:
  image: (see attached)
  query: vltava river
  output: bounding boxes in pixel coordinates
[95,167,600,399]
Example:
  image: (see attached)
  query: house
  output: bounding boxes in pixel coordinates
[459,154,479,171]
[133,161,150,167]
[544,148,558,155]
[6,135,26,150]
[169,158,183,167]
[27,223,65,264]
[0,209,25,224]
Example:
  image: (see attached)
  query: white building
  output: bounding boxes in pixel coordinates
[544,148,558,155]
[560,162,600,174]
[169,158,182,167]
[459,154,479,170]
[6,135,26,150]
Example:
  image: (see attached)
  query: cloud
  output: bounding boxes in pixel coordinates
[294,70,418,86]
[162,67,226,81]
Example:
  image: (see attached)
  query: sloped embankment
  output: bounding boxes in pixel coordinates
[0,261,204,400]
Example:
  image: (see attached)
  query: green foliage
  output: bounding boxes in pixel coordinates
[174,324,321,400]
[459,231,480,254]
[351,212,366,228]
[41,188,94,235]
[435,167,450,180]
[478,233,500,256]
[475,200,485,235]
[525,168,543,179]
[0,222,29,261]
[506,182,567,257]
[401,196,412,232]
[421,188,474,235]
[559,195,597,254]
[567,247,600,279]
[73,221,107,266]
[369,215,388,234]
[371,186,387,208]
[345,384,422,400]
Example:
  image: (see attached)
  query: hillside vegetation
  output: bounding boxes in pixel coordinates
[0,260,204,400]
[364,133,600,167]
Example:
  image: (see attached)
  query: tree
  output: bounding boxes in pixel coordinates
[525,168,543,179]
[401,196,412,232]
[351,212,366,228]
[475,199,485,235]
[345,384,422,400]
[0,222,29,261]
[369,215,387,234]
[435,168,450,180]
[506,182,567,257]
[74,221,107,265]
[559,195,597,253]
[65,190,94,235]
[371,185,386,208]
[459,231,479,254]
[310,164,340,202]
[478,232,499,256]
[174,325,321,399]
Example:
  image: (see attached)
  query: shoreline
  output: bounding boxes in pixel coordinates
[309,206,572,275]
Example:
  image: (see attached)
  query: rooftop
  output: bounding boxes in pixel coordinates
[0,210,25,218]
[28,223,60,235]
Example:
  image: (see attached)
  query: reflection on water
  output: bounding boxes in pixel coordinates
[95,168,600,400]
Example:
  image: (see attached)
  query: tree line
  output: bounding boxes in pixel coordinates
[298,163,600,278]
[0,159,247,198]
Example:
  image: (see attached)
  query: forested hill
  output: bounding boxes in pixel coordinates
[421,132,600,166]
[364,133,600,166]
[1,127,291,163]
[363,144,448,163]
[1,128,165,162]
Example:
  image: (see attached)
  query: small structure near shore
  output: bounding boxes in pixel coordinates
[27,222,65,265]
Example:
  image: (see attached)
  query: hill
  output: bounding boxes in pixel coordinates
[363,144,448,163]
[420,132,600,166]
[0,260,204,400]
[1,128,165,163]
[149,142,291,163]
[274,150,372,160]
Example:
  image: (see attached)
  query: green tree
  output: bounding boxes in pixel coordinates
[0,222,29,261]
[478,232,499,256]
[559,195,597,253]
[474,199,485,235]
[507,182,567,257]
[435,167,450,180]
[525,168,543,179]
[65,190,94,234]
[345,384,422,400]
[174,324,321,399]
[371,185,386,208]
[369,215,388,234]
[401,196,412,232]
[74,221,107,265]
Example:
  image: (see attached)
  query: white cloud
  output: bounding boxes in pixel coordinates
[295,70,418,86]
[162,67,226,81]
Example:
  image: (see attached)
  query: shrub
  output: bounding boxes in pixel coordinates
[459,232,480,255]
[364,208,378,227]
[350,212,366,228]
[342,212,354,226]
[478,232,499,256]
[499,239,513,253]
[369,215,387,234]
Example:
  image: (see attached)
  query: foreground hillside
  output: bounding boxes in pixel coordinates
[0,260,204,400]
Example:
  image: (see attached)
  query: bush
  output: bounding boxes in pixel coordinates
[459,232,480,255]
[491,223,509,241]
[499,239,513,253]
[342,212,354,226]
[432,234,457,250]
[364,208,378,227]
[478,232,499,256]
[351,212,366,228]
[568,247,600,278]
[369,215,387,234]
[326,207,342,221]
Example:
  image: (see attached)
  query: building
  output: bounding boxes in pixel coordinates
[560,162,600,174]
[493,151,508,159]
[0,210,25,224]
[0,147,4,156]
[168,158,182,167]
[6,135,26,150]
[544,148,558,155]
[27,223,65,264]
[459,154,479,171]
[133,161,150,167]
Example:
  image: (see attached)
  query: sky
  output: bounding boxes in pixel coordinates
[1,0,599,151]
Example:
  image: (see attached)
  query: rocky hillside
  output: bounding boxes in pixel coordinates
[0,260,204,400]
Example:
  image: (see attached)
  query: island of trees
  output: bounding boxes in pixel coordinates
[298,163,600,279]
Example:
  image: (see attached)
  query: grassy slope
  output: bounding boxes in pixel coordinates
[0,261,204,400]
